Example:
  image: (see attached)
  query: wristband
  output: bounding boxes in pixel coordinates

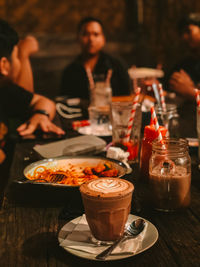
[33,109,49,118]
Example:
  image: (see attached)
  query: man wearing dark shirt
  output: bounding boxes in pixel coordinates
[0,20,65,167]
[60,17,130,99]
[168,13,200,100]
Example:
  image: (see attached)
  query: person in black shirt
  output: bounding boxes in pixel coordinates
[0,20,65,166]
[60,17,130,100]
[168,13,200,100]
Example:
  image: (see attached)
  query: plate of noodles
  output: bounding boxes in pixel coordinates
[21,156,127,187]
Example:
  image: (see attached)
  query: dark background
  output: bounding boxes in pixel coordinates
[1,0,200,98]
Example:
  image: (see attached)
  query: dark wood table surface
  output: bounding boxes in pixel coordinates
[1,102,200,267]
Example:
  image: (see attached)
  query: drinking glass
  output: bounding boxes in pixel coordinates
[90,74,112,107]
[111,101,142,162]
[79,178,134,242]
[155,103,180,138]
[149,138,191,211]
[88,105,112,136]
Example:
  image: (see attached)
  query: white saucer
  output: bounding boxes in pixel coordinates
[77,125,112,137]
[58,214,158,261]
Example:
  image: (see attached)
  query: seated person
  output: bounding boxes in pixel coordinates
[168,13,200,100]
[0,18,38,93]
[60,17,130,100]
[16,35,38,93]
[0,26,65,168]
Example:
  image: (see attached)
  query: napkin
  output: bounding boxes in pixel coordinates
[60,214,147,255]
[33,135,106,158]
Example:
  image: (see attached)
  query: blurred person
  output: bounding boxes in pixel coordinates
[16,35,39,93]
[0,22,65,167]
[60,17,130,100]
[168,13,200,100]
[0,18,38,93]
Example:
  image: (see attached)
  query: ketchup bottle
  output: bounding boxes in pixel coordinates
[140,124,167,182]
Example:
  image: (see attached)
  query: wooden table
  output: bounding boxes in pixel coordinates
[1,101,200,266]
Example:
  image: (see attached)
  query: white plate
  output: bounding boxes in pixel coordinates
[22,156,127,187]
[58,214,158,261]
[77,125,112,137]
[128,67,164,79]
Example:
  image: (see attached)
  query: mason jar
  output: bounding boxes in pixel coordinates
[149,138,191,212]
[155,104,180,138]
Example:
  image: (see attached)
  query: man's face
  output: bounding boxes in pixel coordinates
[182,24,200,49]
[78,21,105,56]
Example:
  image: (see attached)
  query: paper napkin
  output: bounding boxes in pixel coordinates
[60,214,147,255]
[33,135,106,158]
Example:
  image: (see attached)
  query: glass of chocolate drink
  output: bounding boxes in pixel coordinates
[79,178,134,242]
[149,138,191,212]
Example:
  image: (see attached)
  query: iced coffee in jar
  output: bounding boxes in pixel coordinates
[149,138,191,212]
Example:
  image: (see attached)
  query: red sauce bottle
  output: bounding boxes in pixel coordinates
[140,124,167,182]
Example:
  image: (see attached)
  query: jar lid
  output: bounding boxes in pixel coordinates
[144,125,167,141]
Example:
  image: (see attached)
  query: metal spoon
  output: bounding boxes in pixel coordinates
[95,218,146,260]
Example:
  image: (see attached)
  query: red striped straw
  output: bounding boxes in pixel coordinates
[86,68,95,90]
[195,88,200,107]
[151,106,166,149]
[124,87,141,143]
[158,83,167,112]
[105,69,112,86]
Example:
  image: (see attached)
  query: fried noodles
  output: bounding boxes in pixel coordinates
[26,163,119,186]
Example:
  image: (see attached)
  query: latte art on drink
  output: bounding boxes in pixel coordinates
[88,178,129,194]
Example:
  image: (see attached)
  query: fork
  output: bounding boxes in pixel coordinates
[49,173,66,183]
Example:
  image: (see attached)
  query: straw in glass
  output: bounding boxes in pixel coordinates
[158,83,167,112]
[86,67,95,90]
[150,106,166,149]
[105,69,112,86]
[152,83,161,106]
[124,87,141,143]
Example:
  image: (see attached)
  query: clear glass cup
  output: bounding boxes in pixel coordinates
[149,138,191,212]
[79,178,134,242]
[90,74,112,107]
[88,105,112,136]
[88,74,112,135]
[155,103,180,138]
[90,82,112,107]
[111,101,142,162]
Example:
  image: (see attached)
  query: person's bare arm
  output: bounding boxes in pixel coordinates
[169,69,196,100]
[17,94,65,136]
[16,36,39,93]
[29,94,56,120]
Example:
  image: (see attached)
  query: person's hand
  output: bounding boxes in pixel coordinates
[17,114,65,136]
[18,35,39,58]
[169,69,196,99]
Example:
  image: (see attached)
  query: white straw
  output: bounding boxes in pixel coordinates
[158,83,166,112]
[85,68,95,90]
[151,106,166,149]
[105,69,112,86]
